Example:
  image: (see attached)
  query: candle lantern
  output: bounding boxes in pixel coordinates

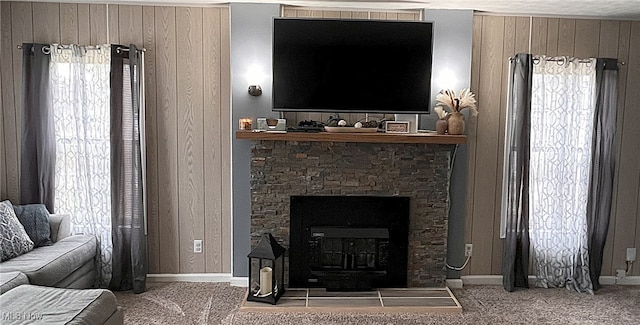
[247,233,286,304]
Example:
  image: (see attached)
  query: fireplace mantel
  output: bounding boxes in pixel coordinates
[236,130,466,144]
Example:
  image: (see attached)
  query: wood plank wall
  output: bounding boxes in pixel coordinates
[0,2,232,274]
[281,7,420,126]
[466,15,640,276]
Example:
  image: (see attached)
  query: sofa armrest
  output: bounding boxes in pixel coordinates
[49,213,72,242]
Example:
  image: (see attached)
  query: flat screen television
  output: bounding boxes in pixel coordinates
[272,18,434,114]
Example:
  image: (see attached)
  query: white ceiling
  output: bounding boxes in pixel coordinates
[18,0,640,20]
[264,0,640,20]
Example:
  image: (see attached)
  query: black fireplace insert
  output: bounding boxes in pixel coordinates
[289,196,409,290]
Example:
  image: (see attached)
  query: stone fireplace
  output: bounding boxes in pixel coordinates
[249,139,455,287]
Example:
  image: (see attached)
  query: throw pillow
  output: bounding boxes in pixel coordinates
[0,200,34,261]
[13,203,52,247]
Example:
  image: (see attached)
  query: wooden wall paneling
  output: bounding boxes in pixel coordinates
[546,18,559,56]
[118,5,143,46]
[176,7,205,273]
[77,4,90,44]
[385,12,398,20]
[398,12,417,21]
[352,11,368,19]
[60,3,79,44]
[0,2,11,200]
[323,11,341,19]
[107,4,118,44]
[629,22,640,276]
[203,7,222,273]
[612,21,640,275]
[514,17,530,54]
[598,21,619,58]
[282,8,295,17]
[469,15,505,274]
[530,18,548,54]
[574,19,600,58]
[8,1,33,203]
[557,19,576,56]
[489,16,516,275]
[142,5,160,274]
[220,7,232,273]
[463,14,483,276]
[370,12,385,19]
[155,6,180,273]
[340,11,352,19]
[607,21,631,276]
[89,4,107,44]
[32,3,59,43]
[598,20,620,275]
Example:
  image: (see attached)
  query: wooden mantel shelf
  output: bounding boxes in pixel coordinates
[236,130,466,144]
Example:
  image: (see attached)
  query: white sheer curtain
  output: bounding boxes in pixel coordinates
[49,44,112,286]
[529,57,597,293]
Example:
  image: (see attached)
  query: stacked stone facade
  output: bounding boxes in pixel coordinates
[249,140,454,287]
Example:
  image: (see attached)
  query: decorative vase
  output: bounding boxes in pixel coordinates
[447,112,465,135]
[435,119,448,135]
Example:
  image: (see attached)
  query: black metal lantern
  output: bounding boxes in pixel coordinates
[247,233,286,304]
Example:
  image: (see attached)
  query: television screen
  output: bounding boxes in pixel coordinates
[273,18,433,114]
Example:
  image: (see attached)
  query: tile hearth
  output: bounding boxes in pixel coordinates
[241,288,461,314]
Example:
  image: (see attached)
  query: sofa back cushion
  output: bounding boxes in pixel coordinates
[0,200,34,261]
[13,204,52,247]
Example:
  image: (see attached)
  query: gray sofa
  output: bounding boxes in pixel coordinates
[0,214,97,289]
[0,213,123,324]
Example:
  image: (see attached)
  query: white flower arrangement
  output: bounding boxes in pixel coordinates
[435,89,478,116]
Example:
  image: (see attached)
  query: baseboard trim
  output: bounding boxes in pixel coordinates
[147,273,232,283]
[460,275,640,286]
[445,279,463,289]
[231,276,249,287]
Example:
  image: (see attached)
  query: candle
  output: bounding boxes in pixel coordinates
[239,118,252,130]
[259,266,272,296]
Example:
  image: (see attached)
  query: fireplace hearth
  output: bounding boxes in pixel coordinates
[249,140,453,287]
[289,196,409,290]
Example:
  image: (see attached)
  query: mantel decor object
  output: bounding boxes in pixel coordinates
[247,233,286,305]
[385,121,411,134]
[435,88,478,135]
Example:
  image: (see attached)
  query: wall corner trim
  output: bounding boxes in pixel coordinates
[230,276,249,287]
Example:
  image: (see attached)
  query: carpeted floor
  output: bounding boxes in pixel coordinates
[115,282,640,324]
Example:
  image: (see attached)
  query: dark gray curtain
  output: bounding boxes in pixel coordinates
[20,43,55,212]
[109,44,147,293]
[502,53,532,292]
[587,58,618,291]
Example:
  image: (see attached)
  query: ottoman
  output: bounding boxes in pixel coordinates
[0,285,123,324]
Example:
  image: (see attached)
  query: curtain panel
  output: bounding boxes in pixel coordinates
[20,44,55,212]
[109,44,147,293]
[502,53,533,292]
[587,58,618,290]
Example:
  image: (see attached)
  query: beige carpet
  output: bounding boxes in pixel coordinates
[115,282,640,324]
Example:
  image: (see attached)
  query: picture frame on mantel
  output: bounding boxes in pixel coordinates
[385,121,411,134]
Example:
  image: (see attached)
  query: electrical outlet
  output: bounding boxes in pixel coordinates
[194,240,203,253]
[465,244,473,257]
[627,248,636,262]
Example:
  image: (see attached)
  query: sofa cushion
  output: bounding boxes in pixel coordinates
[13,203,52,247]
[0,271,29,294]
[0,235,96,287]
[0,200,34,261]
[0,285,122,325]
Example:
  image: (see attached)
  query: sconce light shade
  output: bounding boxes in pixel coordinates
[248,85,262,96]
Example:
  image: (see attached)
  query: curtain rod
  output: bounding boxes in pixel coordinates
[16,44,146,54]
[508,55,626,66]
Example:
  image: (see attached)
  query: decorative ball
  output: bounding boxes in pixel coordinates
[338,119,347,126]
[354,122,363,128]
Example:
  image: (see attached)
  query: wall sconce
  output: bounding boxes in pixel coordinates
[246,64,265,96]
[435,68,458,91]
[248,85,262,96]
